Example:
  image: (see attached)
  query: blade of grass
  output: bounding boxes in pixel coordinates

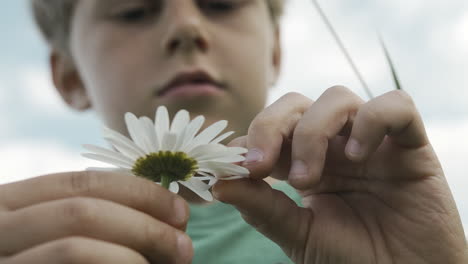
[310,0,374,99]
[378,34,403,90]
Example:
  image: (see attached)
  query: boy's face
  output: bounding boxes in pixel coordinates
[59,0,281,136]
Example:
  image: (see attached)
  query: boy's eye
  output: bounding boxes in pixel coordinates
[113,5,159,23]
[119,8,147,22]
[199,0,240,14]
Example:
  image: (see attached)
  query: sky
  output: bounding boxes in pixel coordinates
[1,1,467,234]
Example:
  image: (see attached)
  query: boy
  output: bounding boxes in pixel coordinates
[0,0,465,263]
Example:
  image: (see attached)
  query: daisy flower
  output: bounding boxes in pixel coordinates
[82,106,249,201]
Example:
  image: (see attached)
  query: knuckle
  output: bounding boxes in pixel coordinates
[141,222,181,263]
[293,125,315,139]
[0,211,10,230]
[249,112,276,132]
[326,85,352,96]
[143,222,173,250]
[280,91,306,101]
[60,198,98,231]
[65,171,96,195]
[0,214,15,256]
[313,134,329,147]
[359,104,381,124]
[391,90,415,106]
[294,128,328,152]
[293,120,323,140]
[279,92,313,111]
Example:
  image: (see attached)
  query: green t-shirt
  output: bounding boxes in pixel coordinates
[187,182,302,264]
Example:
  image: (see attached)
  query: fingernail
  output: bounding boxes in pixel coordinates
[346,138,363,159]
[243,148,264,165]
[177,233,193,263]
[174,198,188,225]
[290,160,308,181]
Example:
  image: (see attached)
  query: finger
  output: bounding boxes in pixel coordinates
[243,92,313,179]
[0,197,193,264]
[212,179,311,253]
[0,171,189,229]
[228,136,291,181]
[289,86,364,189]
[3,237,149,264]
[345,90,429,162]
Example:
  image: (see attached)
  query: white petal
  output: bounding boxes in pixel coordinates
[198,161,250,177]
[102,127,145,159]
[211,131,235,144]
[188,143,226,158]
[161,132,177,151]
[182,119,226,152]
[125,113,151,153]
[208,177,218,186]
[199,155,245,163]
[193,120,228,145]
[197,171,213,177]
[82,144,134,163]
[179,178,213,201]
[170,109,190,134]
[224,147,249,155]
[155,106,170,145]
[173,130,186,152]
[140,116,159,152]
[103,137,144,162]
[180,115,205,148]
[189,145,246,163]
[82,153,133,169]
[196,167,219,177]
[219,175,246,180]
[169,182,180,193]
[171,110,190,151]
[192,176,213,181]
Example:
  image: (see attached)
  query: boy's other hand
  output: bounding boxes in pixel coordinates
[0,171,193,264]
[214,87,468,263]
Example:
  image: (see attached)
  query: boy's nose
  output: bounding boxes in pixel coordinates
[161,2,209,56]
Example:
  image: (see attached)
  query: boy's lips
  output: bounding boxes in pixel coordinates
[156,70,226,98]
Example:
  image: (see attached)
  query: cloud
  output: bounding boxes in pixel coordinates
[446,10,468,58]
[0,80,4,103]
[20,67,70,114]
[271,0,468,120]
[271,0,390,104]
[0,78,10,137]
[0,141,103,185]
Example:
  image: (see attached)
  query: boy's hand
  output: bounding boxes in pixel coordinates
[0,171,193,264]
[214,87,468,264]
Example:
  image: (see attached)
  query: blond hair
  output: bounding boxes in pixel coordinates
[31,0,285,54]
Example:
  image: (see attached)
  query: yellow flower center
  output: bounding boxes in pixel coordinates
[132,151,198,186]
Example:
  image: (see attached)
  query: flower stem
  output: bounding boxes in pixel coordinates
[161,174,171,189]
[311,0,374,99]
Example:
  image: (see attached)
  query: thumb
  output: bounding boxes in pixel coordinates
[212,179,312,256]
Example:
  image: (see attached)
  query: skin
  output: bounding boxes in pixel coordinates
[214,89,468,263]
[0,0,466,263]
[1,0,279,263]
